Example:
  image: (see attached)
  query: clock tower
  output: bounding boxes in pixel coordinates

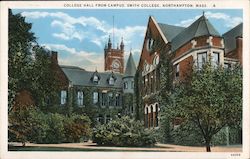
[104,36,124,74]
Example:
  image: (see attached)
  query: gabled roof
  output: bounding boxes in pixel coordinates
[60,65,123,88]
[223,23,243,54]
[158,23,185,42]
[171,15,221,51]
[124,52,136,77]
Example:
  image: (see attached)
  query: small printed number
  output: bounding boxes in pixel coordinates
[230,153,240,157]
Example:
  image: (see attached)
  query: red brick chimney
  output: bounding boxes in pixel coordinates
[236,37,242,65]
[51,51,58,64]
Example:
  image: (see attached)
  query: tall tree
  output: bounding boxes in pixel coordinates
[169,63,242,152]
[8,9,36,112]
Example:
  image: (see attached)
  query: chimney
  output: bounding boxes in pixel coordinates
[51,51,58,64]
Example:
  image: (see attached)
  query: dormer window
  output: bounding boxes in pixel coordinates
[109,77,115,85]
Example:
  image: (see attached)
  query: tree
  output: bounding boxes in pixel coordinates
[169,63,242,152]
[8,9,36,112]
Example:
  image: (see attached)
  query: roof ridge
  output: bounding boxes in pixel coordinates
[223,23,243,36]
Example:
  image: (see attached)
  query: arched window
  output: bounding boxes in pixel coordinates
[150,106,154,127]
[153,54,159,66]
[155,104,159,127]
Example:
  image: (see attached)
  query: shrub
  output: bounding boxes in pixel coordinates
[64,114,92,143]
[43,113,65,144]
[93,116,156,147]
[9,107,92,144]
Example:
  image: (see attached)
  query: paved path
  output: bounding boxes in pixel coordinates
[9,142,242,152]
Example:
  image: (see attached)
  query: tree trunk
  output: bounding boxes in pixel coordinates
[205,141,211,152]
[22,142,26,147]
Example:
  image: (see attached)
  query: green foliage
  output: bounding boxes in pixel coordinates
[8,10,36,112]
[167,62,242,151]
[8,10,59,112]
[93,116,156,147]
[171,121,204,146]
[43,113,65,144]
[64,114,92,143]
[9,107,92,144]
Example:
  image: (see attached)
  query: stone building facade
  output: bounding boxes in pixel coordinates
[136,15,243,129]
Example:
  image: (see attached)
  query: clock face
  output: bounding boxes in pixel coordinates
[112,61,120,69]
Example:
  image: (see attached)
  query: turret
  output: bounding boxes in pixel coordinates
[108,35,112,49]
[123,51,136,94]
[120,37,124,52]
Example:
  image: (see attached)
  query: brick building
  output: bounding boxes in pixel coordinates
[136,15,242,129]
[50,37,136,124]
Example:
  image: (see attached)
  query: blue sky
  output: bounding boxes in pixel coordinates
[12,9,242,71]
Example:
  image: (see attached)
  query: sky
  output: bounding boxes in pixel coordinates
[12,9,242,71]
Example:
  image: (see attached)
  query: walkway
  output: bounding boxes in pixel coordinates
[9,142,242,152]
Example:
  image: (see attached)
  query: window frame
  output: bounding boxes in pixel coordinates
[93,92,99,104]
[60,90,67,105]
[197,52,207,70]
[77,91,84,106]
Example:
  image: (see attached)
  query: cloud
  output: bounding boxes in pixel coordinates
[21,11,146,50]
[42,43,103,71]
[175,11,242,28]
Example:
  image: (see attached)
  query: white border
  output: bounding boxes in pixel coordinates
[0,1,249,159]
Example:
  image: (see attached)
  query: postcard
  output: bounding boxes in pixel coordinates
[0,0,249,159]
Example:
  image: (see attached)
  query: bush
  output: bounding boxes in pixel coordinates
[9,107,48,145]
[64,114,92,143]
[93,116,156,147]
[9,107,92,144]
[43,113,65,144]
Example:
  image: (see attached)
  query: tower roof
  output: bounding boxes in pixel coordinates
[124,52,136,77]
[171,14,221,51]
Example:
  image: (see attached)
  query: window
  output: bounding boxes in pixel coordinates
[108,92,113,106]
[224,63,231,69]
[109,77,115,85]
[124,82,128,89]
[93,75,99,84]
[153,55,159,66]
[197,52,207,69]
[77,91,83,106]
[93,92,98,104]
[131,81,134,89]
[212,52,220,67]
[115,94,120,106]
[145,107,148,128]
[155,104,159,127]
[60,90,67,105]
[175,64,180,80]
[150,72,154,93]
[101,93,106,106]
[147,38,154,52]
[150,106,154,127]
